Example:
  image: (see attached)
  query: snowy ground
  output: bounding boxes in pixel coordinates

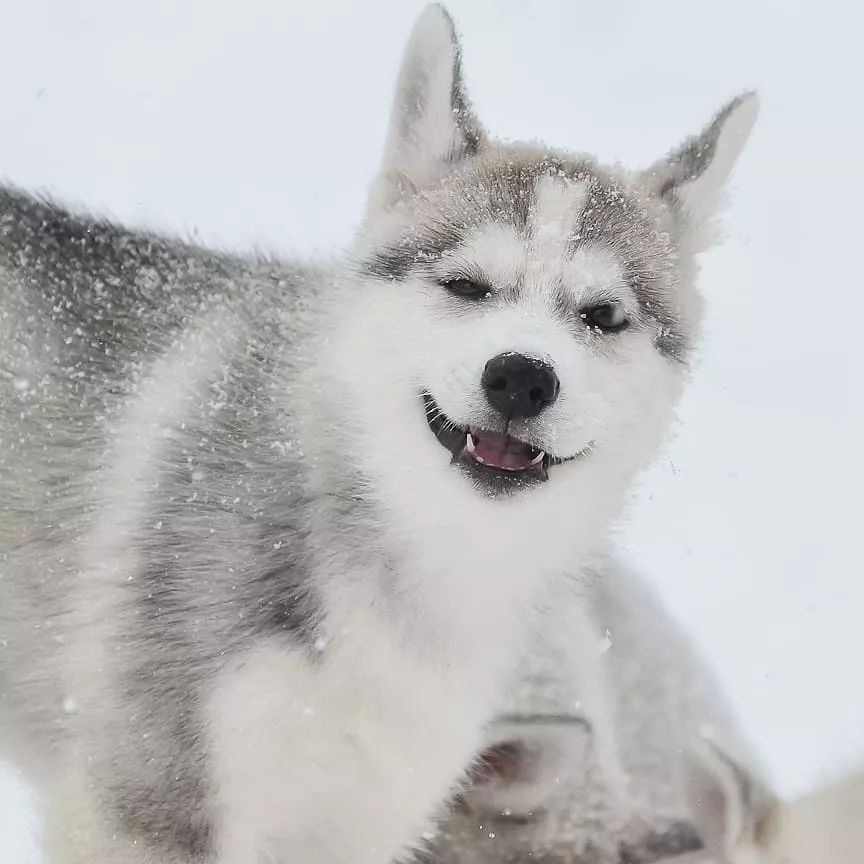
[1,0,863,858]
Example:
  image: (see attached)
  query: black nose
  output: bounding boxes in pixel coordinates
[481,353,560,420]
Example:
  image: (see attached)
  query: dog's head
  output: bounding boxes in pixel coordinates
[329,5,756,525]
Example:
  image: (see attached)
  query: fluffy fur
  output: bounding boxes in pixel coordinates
[428,556,776,864]
[0,5,757,863]
[429,562,863,864]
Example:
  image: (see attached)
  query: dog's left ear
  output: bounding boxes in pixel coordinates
[367,4,484,215]
[643,93,759,250]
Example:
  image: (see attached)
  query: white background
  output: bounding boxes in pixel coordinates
[1,0,862,857]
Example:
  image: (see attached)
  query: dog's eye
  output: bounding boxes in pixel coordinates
[580,302,629,333]
[441,278,490,300]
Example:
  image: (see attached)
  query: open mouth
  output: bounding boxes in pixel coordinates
[423,394,561,483]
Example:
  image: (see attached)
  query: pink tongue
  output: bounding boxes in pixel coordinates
[473,434,535,471]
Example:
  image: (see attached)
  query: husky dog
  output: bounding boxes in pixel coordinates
[0,4,758,863]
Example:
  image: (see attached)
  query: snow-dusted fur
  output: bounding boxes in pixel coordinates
[430,560,863,864]
[0,5,758,864]
[429,555,776,864]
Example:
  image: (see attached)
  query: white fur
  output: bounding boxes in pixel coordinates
[367,5,476,215]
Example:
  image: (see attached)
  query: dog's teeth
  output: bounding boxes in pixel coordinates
[466,432,476,454]
[530,450,545,466]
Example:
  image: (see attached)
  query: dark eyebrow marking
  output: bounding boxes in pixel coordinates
[361,156,577,282]
[564,179,688,362]
[623,261,687,361]
[495,712,592,730]
[619,821,704,863]
[361,221,472,281]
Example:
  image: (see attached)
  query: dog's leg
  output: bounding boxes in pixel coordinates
[207,640,471,864]
[39,765,188,864]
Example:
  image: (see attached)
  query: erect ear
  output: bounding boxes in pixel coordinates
[366,4,484,216]
[643,93,759,250]
[685,733,777,857]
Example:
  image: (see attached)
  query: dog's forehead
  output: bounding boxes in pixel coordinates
[449,172,632,298]
[389,148,674,284]
[435,149,663,249]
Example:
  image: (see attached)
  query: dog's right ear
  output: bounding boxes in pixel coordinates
[366,4,484,216]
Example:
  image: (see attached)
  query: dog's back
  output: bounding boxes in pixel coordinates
[0,188,319,764]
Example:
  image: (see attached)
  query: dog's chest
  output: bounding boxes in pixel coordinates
[208,616,498,863]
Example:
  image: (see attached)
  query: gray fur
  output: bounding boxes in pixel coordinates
[429,557,773,864]
[0,189,331,857]
[657,95,754,203]
[441,7,484,161]
[572,176,686,359]
[618,822,704,863]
